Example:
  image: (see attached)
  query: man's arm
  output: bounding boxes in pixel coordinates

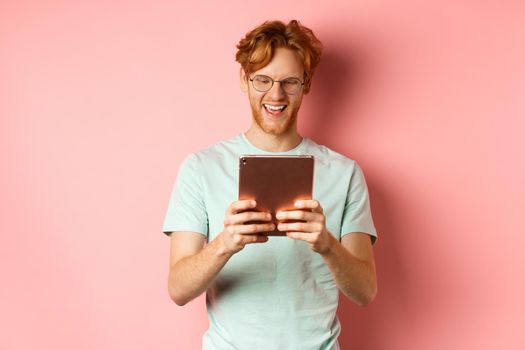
[167,231,230,306]
[321,232,377,306]
[167,200,274,306]
[276,200,377,306]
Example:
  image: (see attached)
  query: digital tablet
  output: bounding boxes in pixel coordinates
[238,155,314,236]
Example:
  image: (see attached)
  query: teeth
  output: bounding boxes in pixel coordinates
[264,104,285,111]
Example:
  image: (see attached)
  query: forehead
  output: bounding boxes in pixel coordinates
[253,47,304,79]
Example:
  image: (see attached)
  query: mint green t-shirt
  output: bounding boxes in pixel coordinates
[163,134,377,350]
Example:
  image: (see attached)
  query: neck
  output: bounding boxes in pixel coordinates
[244,124,303,152]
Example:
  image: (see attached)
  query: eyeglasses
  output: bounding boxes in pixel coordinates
[249,75,304,95]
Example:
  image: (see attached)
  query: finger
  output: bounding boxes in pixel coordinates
[234,223,276,235]
[244,234,270,244]
[275,210,320,222]
[294,200,323,213]
[225,211,272,225]
[231,233,268,246]
[278,222,320,233]
[286,231,314,242]
[227,200,257,214]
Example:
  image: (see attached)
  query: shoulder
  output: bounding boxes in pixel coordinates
[184,134,243,166]
[303,138,358,170]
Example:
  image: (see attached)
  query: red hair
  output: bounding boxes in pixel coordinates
[235,20,323,94]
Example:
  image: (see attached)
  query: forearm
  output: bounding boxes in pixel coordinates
[321,234,377,306]
[168,236,232,306]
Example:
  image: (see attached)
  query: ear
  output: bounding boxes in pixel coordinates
[303,72,310,94]
[240,68,248,92]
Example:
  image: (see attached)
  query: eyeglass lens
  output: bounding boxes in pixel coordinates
[251,75,302,94]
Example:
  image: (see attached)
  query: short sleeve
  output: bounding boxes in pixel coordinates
[340,163,378,244]
[162,154,208,237]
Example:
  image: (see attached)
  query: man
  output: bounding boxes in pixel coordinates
[163,19,377,350]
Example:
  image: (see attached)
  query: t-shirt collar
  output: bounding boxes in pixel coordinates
[240,133,307,155]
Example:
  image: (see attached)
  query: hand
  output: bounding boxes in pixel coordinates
[218,200,274,256]
[276,200,333,255]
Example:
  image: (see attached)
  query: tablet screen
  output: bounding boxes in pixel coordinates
[238,155,314,236]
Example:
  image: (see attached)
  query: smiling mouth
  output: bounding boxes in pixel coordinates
[263,104,287,115]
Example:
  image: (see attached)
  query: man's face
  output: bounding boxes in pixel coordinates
[241,47,305,135]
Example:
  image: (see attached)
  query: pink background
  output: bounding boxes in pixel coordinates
[1,1,524,349]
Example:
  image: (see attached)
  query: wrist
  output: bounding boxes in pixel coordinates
[212,233,235,258]
[319,231,337,257]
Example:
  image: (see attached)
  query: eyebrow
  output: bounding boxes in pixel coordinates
[255,74,303,80]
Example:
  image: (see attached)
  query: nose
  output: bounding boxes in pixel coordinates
[267,81,287,99]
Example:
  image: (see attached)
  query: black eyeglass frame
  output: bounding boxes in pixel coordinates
[248,75,305,95]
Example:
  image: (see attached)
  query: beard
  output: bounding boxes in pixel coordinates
[250,104,299,135]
